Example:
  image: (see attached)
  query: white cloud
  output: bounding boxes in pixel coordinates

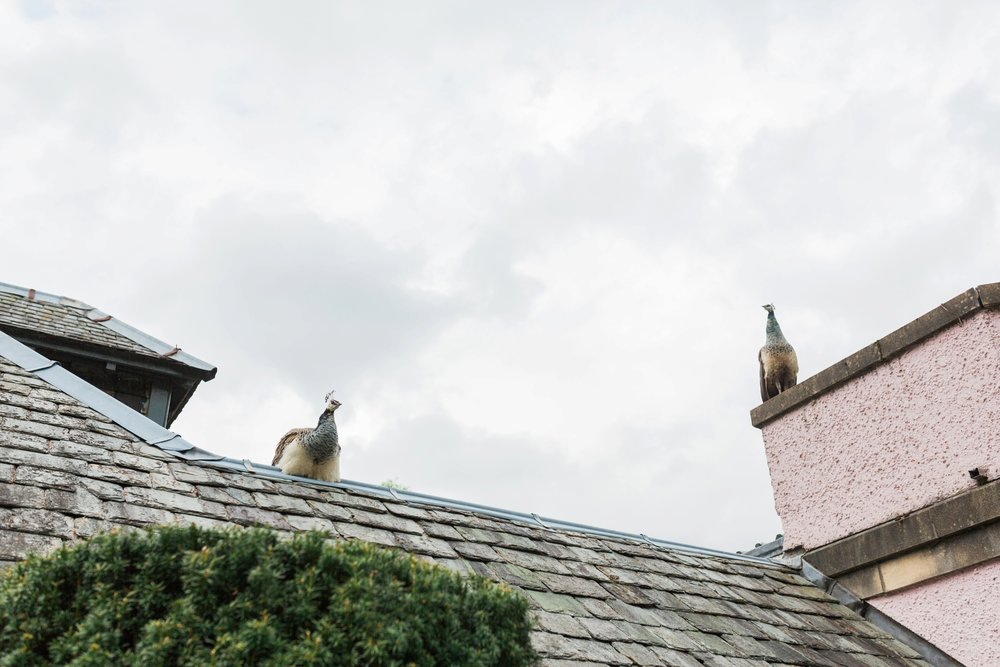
[3,1,1000,551]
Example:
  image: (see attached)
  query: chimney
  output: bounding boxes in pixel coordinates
[751,283,1000,667]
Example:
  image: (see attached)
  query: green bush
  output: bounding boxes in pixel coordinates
[0,526,537,666]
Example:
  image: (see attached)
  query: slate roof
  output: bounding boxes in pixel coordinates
[0,336,933,666]
[0,282,214,375]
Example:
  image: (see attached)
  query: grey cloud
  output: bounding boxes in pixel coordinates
[154,200,460,397]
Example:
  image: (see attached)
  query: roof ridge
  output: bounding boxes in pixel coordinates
[0,328,777,567]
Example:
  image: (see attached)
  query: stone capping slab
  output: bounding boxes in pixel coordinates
[751,283,999,428]
[833,519,1000,599]
[805,479,1000,576]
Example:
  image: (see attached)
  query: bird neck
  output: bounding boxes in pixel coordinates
[766,313,788,343]
[302,411,339,461]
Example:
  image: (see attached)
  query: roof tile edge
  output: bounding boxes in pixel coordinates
[750,283,1000,428]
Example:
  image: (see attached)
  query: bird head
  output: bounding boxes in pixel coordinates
[762,304,775,314]
[323,390,342,413]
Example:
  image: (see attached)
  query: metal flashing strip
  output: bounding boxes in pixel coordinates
[0,280,215,375]
[800,561,964,667]
[88,309,215,373]
[0,328,776,569]
[0,330,197,455]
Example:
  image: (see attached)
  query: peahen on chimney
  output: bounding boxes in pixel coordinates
[759,304,798,402]
[272,391,341,482]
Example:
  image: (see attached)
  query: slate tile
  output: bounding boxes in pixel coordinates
[226,505,293,530]
[603,582,658,606]
[488,562,549,591]
[333,521,397,547]
[612,641,661,665]
[496,546,573,574]
[530,633,630,665]
[0,507,74,538]
[0,529,63,560]
[576,618,630,642]
[332,492,386,513]
[688,632,742,656]
[349,509,423,534]
[393,533,458,559]
[253,492,313,515]
[605,599,666,626]
[649,646,705,667]
[561,559,607,581]
[307,500,353,521]
[431,558,475,576]
[676,594,736,615]
[103,502,175,526]
[614,620,665,644]
[541,571,612,598]
[197,485,256,506]
[384,502,432,519]
[531,610,593,639]
[579,597,621,620]
[451,540,500,561]
[646,625,701,651]
[526,591,592,616]
[285,515,336,532]
[421,522,463,540]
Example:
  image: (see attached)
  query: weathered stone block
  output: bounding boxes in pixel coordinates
[15,465,78,491]
[103,501,176,526]
[0,507,74,537]
[253,492,313,515]
[0,482,46,508]
[226,504,293,530]
[284,514,336,532]
[124,487,226,518]
[350,508,423,534]
[0,529,63,560]
[333,521,397,547]
[392,533,458,559]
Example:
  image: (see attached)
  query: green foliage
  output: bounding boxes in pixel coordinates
[0,526,537,667]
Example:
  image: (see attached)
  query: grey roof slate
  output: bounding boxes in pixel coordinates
[0,348,932,666]
[0,282,214,374]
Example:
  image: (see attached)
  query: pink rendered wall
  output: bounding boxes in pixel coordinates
[761,308,1000,550]
[871,559,1000,667]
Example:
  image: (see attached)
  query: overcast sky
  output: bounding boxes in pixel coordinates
[3,1,999,551]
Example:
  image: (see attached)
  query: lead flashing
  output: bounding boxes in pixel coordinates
[751,282,1000,428]
[0,330,198,454]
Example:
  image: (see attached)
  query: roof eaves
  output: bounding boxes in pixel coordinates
[0,281,216,377]
[0,327,778,568]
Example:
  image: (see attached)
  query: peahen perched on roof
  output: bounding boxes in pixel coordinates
[759,304,798,402]
[272,391,341,482]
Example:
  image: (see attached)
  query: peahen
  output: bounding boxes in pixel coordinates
[759,304,798,402]
[272,391,341,482]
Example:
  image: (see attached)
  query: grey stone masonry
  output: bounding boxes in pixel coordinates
[0,356,929,667]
